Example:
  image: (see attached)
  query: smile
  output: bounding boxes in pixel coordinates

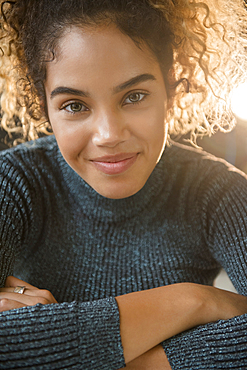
[90,153,139,175]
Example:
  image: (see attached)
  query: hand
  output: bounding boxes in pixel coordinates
[0,276,57,312]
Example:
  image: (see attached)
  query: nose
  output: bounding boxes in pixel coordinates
[92,109,130,148]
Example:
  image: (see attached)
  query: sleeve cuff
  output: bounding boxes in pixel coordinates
[162,315,247,369]
[77,297,125,370]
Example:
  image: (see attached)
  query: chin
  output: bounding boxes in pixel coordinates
[94,181,143,200]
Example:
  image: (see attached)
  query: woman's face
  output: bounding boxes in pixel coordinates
[45,25,168,199]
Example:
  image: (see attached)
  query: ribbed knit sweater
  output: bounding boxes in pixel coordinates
[0,135,247,369]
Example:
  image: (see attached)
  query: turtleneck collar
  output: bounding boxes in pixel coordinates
[56,145,167,223]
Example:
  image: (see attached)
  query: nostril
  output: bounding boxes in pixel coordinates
[92,119,129,147]
[92,133,126,148]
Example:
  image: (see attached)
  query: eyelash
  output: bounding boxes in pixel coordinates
[123,92,149,106]
[60,101,88,115]
[60,91,149,115]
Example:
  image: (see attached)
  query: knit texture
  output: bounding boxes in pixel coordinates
[0,135,247,369]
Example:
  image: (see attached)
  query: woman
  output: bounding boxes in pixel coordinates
[0,0,247,369]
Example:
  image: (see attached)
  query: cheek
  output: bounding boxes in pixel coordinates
[51,119,91,161]
[139,104,166,148]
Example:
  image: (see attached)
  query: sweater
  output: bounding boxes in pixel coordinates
[0,134,247,369]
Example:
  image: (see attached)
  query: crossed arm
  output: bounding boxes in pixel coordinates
[120,345,171,370]
[1,276,247,369]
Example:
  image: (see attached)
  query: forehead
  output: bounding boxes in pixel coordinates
[45,25,162,88]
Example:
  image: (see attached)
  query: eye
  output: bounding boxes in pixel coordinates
[60,101,88,114]
[124,92,148,105]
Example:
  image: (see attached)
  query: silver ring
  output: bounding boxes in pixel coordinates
[14,286,26,294]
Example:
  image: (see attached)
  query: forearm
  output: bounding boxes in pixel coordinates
[116,283,208,363]
[3,279,247,369]
[0,298,125,370]
[162,313,247,369]
[116,283,247,363]
[126,345,171,370]
[119,345,171,370]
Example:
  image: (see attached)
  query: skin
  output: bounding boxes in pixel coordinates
[120,345,171,370]
[0,276,57,310]
[1,24,247,369]
[2,278,247,367]
[44,25,168,199]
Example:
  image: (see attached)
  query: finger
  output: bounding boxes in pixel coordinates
[0,298,28,312]
[5,276,38,290]
[0,292,52,306]
[0,287,56,303]
[0,287,30,295]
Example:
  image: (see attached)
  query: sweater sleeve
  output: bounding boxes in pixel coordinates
[162,166,247,369]
[0,154,125,370]
[0,299,125,370]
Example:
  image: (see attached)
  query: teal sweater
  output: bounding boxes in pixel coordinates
[0,135,247,369]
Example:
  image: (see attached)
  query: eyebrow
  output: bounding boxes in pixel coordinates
[50,73,156,99]
[113,73,156,94]
[50,86,89,99]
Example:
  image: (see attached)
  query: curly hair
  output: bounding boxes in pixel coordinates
[0,0,246,145]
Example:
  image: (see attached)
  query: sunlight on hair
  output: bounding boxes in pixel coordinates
[231,83,247,122]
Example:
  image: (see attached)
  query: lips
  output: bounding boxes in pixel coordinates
[90,153,139,175]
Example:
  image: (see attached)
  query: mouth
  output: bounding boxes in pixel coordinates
[90,153,139,175]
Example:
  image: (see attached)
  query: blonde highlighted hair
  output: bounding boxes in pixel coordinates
[0,0,246,145]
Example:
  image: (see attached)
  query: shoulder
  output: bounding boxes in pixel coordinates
[0,136,64,236]
[163,140,247,184]
[0,135,62,178]
[0,135,64,205]
[161,141,247,217]
[164,140,234,167]
[0,135,58,162]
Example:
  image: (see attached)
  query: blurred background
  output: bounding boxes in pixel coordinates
[203,83,247,293]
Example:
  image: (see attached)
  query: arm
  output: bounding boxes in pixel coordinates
[2,277,247,369]
[115,282,247,363]
[162,168,247,369]
[0,154,184,369]
[0,279,125,370]
[1,153,247,369]
[1,159,247,369]
[119,345,171,370]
